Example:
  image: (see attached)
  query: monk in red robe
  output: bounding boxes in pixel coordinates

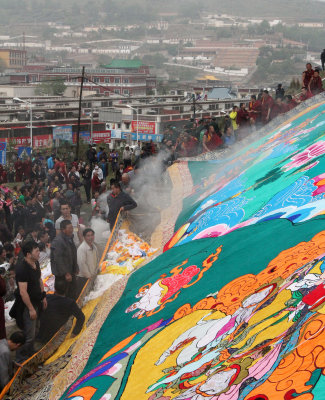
[270,98,286,120]
[183,133,198,157]
[302,63,314,88]
[283,95,298,112]
[261,90,274,124]
[298,87,312,103]
[236,103,249,128]
[23,156,32,180]
[249,95,261,125]
[14,158,23,182]
[308,70,323,96]
[202,125,223,152]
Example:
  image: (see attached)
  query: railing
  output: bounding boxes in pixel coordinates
[0,211,123,400]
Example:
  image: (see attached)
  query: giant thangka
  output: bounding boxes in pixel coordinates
[58,95,325,399]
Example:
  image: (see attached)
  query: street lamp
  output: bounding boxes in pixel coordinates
[13,97,33,151]
[126,104,138,142]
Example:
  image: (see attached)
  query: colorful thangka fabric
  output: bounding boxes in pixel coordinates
[62,97,325,400]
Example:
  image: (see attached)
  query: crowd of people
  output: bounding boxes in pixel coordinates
[161,63,324,158]
[0,144,146,391]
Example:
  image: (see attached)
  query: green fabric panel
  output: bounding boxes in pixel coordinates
[68,217,325,391]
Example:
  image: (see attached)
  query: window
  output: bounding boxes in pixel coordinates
[123,89,129,95]
[114,78,120,84]
[104,78,110,83]
[114,89,120,94]
[124,122,130,129]
[123,78,129,83]
[93,77,99,83]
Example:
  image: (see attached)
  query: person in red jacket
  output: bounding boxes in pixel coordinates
[308,69,323,96]
[91,170,101,195]
[302,63,314,88]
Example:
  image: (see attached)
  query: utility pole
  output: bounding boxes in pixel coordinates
[90,102,93,145]
[76,66,85,160]
[193,93,196,120]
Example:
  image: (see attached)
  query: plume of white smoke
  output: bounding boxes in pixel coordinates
[127,149,173,241]
[90,216,110,252]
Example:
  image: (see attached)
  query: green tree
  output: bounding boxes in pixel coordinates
[258,20,272,35]
[35,78,66,96]
[167,45,179,57]
[97,54,113,67]
[142,53,168,69]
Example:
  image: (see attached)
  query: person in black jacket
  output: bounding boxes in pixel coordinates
[81,164,92,204]
[321,49,325,71]
[50,220,79,300]
[107,182,137,230]
[10,241,46,362]
[275,84,285,100]
[37,279,85,344]
[86,145,97,169]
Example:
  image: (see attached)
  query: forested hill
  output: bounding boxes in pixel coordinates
[0,0,325,26]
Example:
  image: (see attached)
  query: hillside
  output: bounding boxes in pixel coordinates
[0,0,325,26]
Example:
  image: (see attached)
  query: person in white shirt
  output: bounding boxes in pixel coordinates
[122,146,132,168]
[77,228,99,279]
[55,202,83,247]
[91,165,103,181]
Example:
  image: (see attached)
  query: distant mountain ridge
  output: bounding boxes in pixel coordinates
[0,0,324,26]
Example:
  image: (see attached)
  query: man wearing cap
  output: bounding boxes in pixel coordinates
[50,188,61,221]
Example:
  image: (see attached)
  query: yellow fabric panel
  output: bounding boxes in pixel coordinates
[121,310,222,400]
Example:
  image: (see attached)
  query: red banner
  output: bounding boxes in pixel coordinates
[73,131,111,144]
[33,135,53,148]
[131,121,156,134]
[0,135,52,149]
[92,131,111,144]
